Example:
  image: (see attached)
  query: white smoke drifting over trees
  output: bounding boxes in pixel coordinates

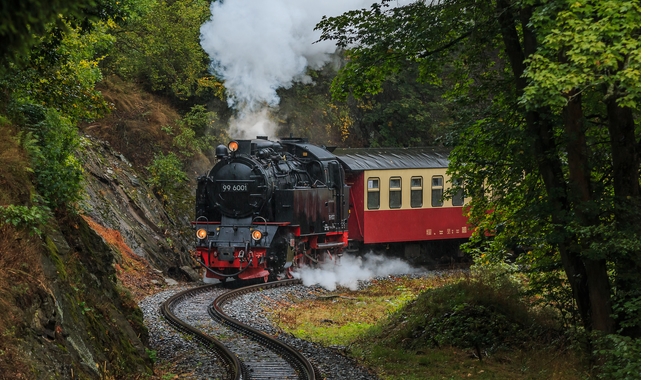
[199,0,374,138]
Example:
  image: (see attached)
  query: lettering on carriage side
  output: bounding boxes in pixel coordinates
[462,227,467,233]
[426,229,432,236]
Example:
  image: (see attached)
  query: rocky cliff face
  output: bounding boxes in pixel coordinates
[3,132,202,378]
[19,214,154,379]
[77,134,199,280]
[0,78,215,377]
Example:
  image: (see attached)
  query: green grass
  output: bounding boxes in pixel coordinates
[269,272,590,380]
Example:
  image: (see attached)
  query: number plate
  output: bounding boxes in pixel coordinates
[219,182,249,192]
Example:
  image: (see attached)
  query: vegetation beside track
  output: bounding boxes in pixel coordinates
[270,270,591,379]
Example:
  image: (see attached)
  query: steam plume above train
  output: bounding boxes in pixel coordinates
[199,0,374,138]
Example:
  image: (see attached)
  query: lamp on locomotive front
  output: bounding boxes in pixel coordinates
[227,140,239,152]
[196,228,207,240]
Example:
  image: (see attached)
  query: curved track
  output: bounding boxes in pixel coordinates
[161,280,318,380]
[160,284,242,380]
[211,279,319,380]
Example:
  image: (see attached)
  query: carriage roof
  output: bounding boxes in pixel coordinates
[334,147,451,171]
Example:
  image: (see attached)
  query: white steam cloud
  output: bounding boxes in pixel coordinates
[199,0,374,138]
[292,252,422,291]
[226,108,279,140]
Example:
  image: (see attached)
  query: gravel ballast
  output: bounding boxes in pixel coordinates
[139,281,380,379]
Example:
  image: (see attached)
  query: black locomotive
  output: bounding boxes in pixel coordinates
[194,136,349,282]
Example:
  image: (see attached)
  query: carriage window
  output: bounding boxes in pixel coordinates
[367,178,380,210]
[432,176,444,207]
[389,177,402,209]
[411,177,423,208]
[452,179,464,206]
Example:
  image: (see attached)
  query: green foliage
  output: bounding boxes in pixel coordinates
[180,104,215,137]
[593,334,641,380]
[0,0,126,66]
[432,302,523,359]
[316,1,499,103]
[382,274,558,355]
[356,65,455,147]
[318,0,641,351]
[108,0,224,101]
[275,68,356,146]
[78,301,92,315]
[522,0,641,110]
[10,103,84,210]
[0,204,50,236]
[145,348,157,362]
[2,19,114,122]
[162,105,220,158]
[146,153,189,201]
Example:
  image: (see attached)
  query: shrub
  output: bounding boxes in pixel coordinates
[165,105,219,158]
[0,204,50,236]
[593,334,641,380]
[431,302,525,360]
[146,152,189,202]
[379,273,561,360]
[11,102,84,211]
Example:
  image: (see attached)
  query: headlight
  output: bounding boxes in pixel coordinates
[196,229,208,239]
[251,229,262,241]
[228,141,239,152]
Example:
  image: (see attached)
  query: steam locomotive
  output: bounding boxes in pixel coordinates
[194,136,349,282]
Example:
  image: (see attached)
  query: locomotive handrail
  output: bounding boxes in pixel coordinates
[194,216,209,230]
[191,220,217,225]
[250,221,291,226]
[252,215,267,225]
[190,220,292,226]
[314,241,346,250]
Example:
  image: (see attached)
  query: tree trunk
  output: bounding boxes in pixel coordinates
[564,90,615,333]
[495,0,594,327]
[606,98,641,337]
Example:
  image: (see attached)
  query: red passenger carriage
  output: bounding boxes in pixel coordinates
[334,148,471,257]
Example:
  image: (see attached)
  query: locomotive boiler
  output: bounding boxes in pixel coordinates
[194,136,349,282]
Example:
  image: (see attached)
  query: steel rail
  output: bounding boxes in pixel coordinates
[160,284,243,380]
[211,279,320,380]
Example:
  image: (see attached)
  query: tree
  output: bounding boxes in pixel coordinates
[106,0,224,102]
[348,63,461,148]
[316,0,640,336]
[0,0,136,68]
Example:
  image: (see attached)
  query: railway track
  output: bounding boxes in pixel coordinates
[160,284,241,380]
[161,279,318,380]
